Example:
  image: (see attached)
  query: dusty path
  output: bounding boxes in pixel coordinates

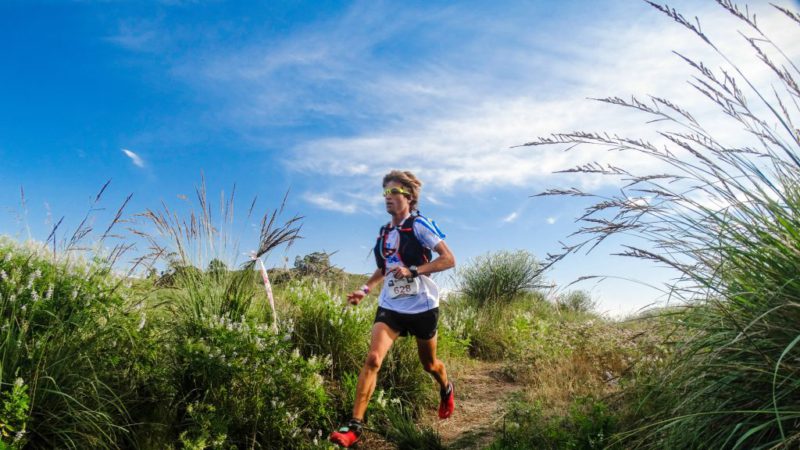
[356,360,522,449]
[423,360,522,449]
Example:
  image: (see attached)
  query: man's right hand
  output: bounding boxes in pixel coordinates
[347,290,366,305]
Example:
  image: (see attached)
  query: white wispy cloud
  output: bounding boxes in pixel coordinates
[279,3,799,211]
[546,217,557,225]
[302,192,358,214]
[108,1,800,214]
[122,149,145,168]
[502,211,519,223]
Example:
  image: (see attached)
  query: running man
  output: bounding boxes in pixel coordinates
[330,170,456,448]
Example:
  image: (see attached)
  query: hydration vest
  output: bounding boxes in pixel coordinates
[374,213,433,275]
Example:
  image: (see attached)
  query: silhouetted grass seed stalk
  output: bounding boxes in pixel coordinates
[135,177,301,324]
[524,1,800,448]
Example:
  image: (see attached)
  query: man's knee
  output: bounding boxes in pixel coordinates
[422,359,438,373]
[364,351,384,371]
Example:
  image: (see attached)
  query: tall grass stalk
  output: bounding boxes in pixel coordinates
[136,178,301,323]
[524,2,800,448]
[1,182,142,449]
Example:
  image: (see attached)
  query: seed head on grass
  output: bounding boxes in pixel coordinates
[525,1,800,448]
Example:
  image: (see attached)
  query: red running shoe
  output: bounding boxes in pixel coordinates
[329,419,363,448]
[439,382,455,419]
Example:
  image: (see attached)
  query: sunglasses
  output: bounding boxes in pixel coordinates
[383,187,411,197]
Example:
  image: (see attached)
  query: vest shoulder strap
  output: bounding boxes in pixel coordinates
[399,215,417,232]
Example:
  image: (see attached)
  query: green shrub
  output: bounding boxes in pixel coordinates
[168,309,330,449]
[458,250,544,307]
[489,394,618,450]
[0,240,136,449]
[557,290,596,313]
[441,292,554,361]
[281,280,372,380]
[0,377,30,448]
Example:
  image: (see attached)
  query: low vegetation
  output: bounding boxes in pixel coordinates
[2,2,798,449]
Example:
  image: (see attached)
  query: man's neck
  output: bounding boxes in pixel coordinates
[391,210,411,227]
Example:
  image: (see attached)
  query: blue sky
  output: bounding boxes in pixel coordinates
[2,0,798,316]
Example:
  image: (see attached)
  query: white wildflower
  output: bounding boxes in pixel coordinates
[45,284,53,300]
[13,377,24,388]
[13,430,26,443]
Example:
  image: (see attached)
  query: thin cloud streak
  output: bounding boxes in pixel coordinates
[503,211,519,223]
[302,192,358,214]
[122,149,145,168]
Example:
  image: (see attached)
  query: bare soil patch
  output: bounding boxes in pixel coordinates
[423,360,522,449]
[350,360,521,449]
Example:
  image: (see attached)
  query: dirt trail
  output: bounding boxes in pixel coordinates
[424,360,522,449]
[358,360,522,449]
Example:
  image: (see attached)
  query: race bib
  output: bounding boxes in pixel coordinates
[387,276,419,298]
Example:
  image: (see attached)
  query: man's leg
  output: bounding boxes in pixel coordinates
[416,334,448,389]
[418,333,455,419]
[352,322,400,420]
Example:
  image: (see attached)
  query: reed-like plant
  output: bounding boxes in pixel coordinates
[524,1,800,448]
[134,181,338,447]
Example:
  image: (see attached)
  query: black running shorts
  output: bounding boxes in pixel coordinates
[374,306,439,340]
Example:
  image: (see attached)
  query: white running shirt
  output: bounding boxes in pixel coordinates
[377,214,446,314]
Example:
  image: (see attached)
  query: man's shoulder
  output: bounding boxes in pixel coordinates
[412,215,445,239]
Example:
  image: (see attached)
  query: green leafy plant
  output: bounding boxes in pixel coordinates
[0,377,30,448]
[490,394,617,450]
[0,240,136,449]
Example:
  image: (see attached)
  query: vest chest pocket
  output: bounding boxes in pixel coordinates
[387,276,419,298]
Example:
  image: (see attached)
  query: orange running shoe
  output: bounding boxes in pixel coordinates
[439,382,455,419]
[329,419,363,448]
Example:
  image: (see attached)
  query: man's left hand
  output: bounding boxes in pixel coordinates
[390,266,412,279]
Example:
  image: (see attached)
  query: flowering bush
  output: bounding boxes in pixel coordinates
[0,238,135,448]
[170,312,331,449]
